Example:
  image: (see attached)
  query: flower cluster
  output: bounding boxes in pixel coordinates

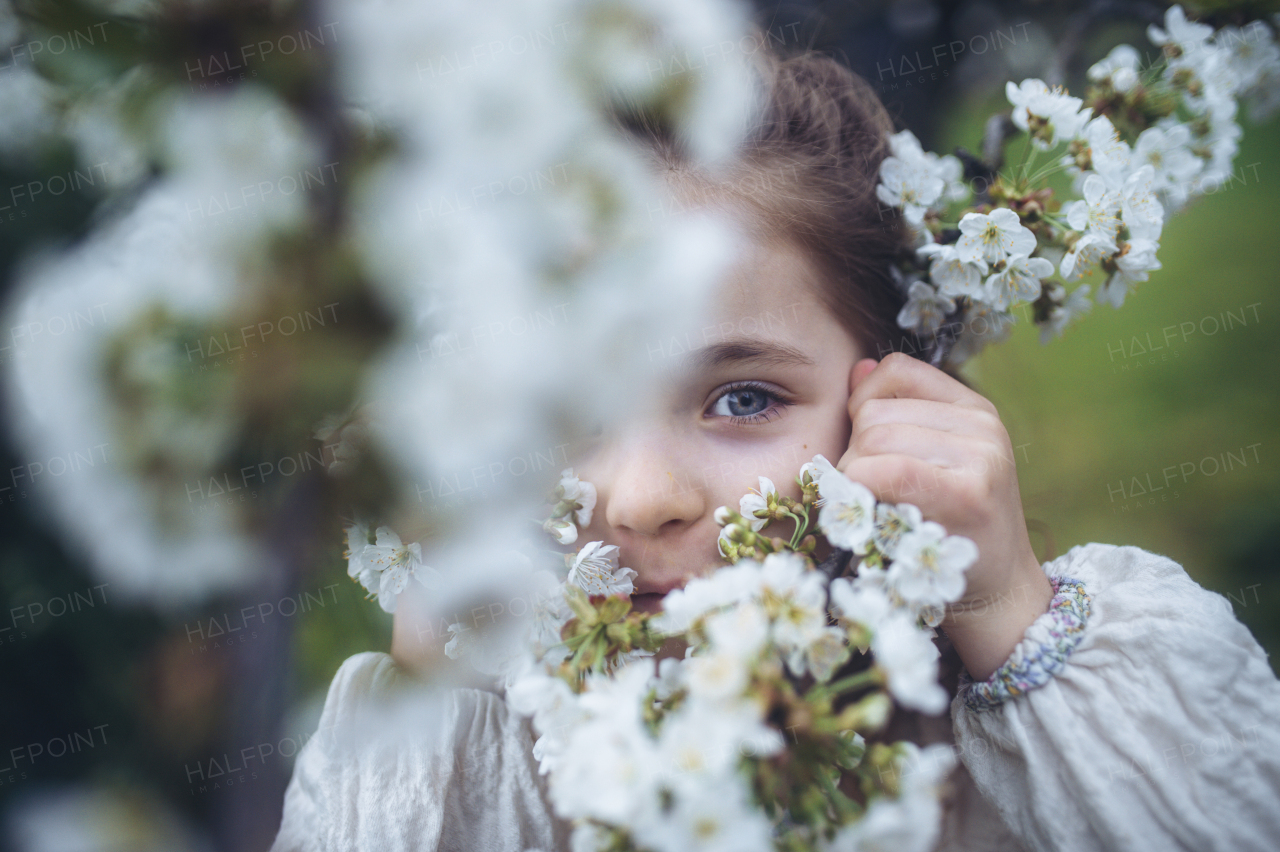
[344,524,440,613]
[882,5,1280,363]
[542,468,598,545]
[501,457,975,851]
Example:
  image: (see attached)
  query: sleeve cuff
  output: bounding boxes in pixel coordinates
[958,574,1092,712]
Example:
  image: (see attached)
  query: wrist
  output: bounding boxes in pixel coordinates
[940,555,1053,682]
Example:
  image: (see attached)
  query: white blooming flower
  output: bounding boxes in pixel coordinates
[983,253,1054,311]
[885,521,976,609]
[558,468,597,527]
[1114,164,1165,241]
[545,468,597,544]
[829,577,893,635]
[1188,98,1243,192]
[896,280,955,334]
[1039,284,1093,343]
[1132,123,1203,212]
[955,208,1036,265]
[1060,232,1118,281]
[872,612,947,714]
[916,243,987,299]
[872,502,923,558]
[525,570,572,661]
[704,602,770,662]
[684,649,751,703]
[1005,78,1089,149]
[566,541,637,597]
[634,773,775,852]
[876,154,945,226]
[365,527,438,613]
[653,561,763,634]
[886,128,927,161]
[550,714,661,825]
[768,569,839,678]
[1216,21,1280,94]
[1073,115,1132,187]
[1098,238,1162,308]
[738,476,777,530]
[800,453,837,484]
[932,152,970,203]
[344,523,379,593]
[656,701,778,786]
[817,469,878,554]
[1087,44,1142,92]
[1064,173,1122,241]
[1147,5,1214,55]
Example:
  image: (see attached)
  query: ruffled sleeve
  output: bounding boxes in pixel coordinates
[270,651,570,852]
[951,543,1280,851]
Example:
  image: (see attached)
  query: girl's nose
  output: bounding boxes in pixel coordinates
[595,428,705,538]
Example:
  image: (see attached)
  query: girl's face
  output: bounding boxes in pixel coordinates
[573,232,864,611]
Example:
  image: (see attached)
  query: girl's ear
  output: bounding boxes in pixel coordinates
[849,358,879,396]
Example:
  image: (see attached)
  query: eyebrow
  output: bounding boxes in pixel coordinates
[688,339,816,371]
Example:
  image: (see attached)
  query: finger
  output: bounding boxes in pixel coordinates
[848,358,878,396]
[846,423,1004,471]
[850,397,1007,441]
[836,452,957,506]
[847,352,994,421]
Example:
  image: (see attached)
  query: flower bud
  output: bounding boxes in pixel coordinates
[842,692,892,733]
[714,506,733,525]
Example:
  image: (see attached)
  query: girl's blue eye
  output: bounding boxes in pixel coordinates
[706,382,789,423]
[719,387,770,416]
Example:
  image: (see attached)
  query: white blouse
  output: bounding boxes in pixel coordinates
[269,543,1280,852]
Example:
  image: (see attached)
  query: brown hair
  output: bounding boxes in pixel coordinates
[614,38,922,362]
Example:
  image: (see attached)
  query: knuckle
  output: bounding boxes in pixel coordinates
[855,423,892,456]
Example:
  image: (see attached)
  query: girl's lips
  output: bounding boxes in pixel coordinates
[629,592,666,614]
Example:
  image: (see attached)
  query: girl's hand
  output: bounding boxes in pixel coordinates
[837,352,1053,681]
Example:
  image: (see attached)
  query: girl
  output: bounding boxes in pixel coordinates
[270,44,1280,852]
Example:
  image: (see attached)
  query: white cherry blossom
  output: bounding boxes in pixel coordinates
[916,243,987,299]
[1098,239,1162,307]
[558,468,597,527]
[876,154,945,226]
[1087,44,1142,92]
[817,469,878,554]
[1005,78,1089,149]
[1216,22,1280,94]
[1060,232,1118,281]
[1114,164,1165,241]
[896,281,955,334]
[1064,173,1122,240]
[800,453,837,483]
[983,254,1054,311]
[955,209,1036,265]
[738,476,777,530]
[872,612,947,714]
[366,526,438,613]
[885,521,976,610]
[872,502,923,558]
[1148,5,1214,55]
[1133,123,1204,212]
[566,541,636,597]
[1075,115,1132,187]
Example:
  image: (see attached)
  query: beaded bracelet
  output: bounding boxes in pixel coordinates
[959,575,1092,712]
